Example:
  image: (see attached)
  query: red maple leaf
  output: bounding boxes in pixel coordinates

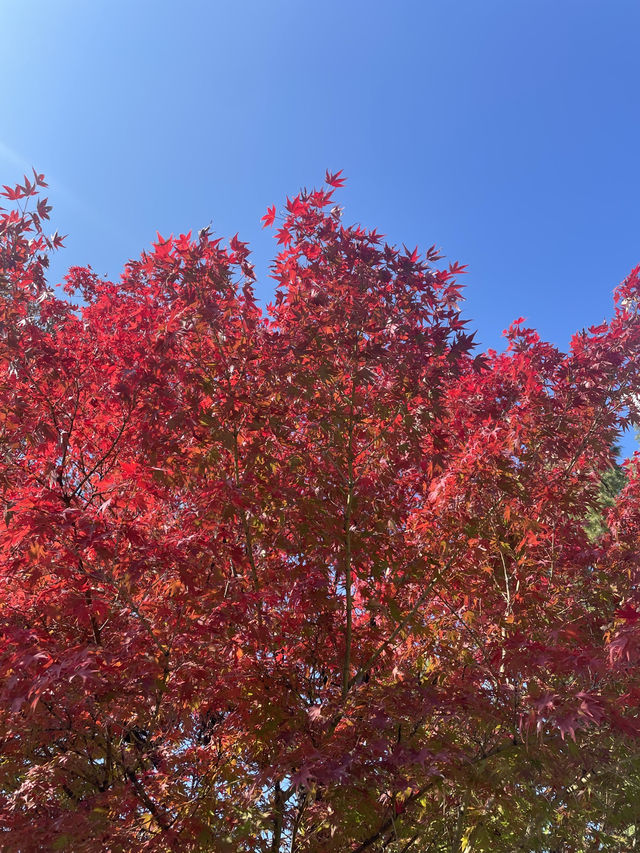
[325,169,346,188]
[261,204,276,228]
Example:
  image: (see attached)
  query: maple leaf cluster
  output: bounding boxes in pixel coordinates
[2,171,640,851]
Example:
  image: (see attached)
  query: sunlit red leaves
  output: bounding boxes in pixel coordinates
[1,170,46,202]
[275,226,292,246]
[261,204,276,228]
[325,169,346,188]
[1,173,640,851]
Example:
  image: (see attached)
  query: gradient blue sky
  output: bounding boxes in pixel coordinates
[2,1,639,446]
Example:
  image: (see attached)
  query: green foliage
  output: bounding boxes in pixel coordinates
[585,447,626,541]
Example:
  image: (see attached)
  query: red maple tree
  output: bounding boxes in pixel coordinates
[2,171,640,851]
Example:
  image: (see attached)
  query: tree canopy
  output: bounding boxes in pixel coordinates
[2,171,640,851]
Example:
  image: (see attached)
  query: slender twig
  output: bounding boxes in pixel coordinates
[232,426,259,591]
[71,410,132,498]
[342,339,359,698]
[347,557,451,693]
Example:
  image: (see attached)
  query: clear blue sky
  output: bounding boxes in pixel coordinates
[2,1,639,448]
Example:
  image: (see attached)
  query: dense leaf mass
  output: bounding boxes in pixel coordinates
[2,173,640,851]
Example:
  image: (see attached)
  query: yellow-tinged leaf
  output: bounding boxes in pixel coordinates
[140,812,154,830]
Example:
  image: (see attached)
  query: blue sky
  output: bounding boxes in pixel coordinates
[2,1,639,449]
